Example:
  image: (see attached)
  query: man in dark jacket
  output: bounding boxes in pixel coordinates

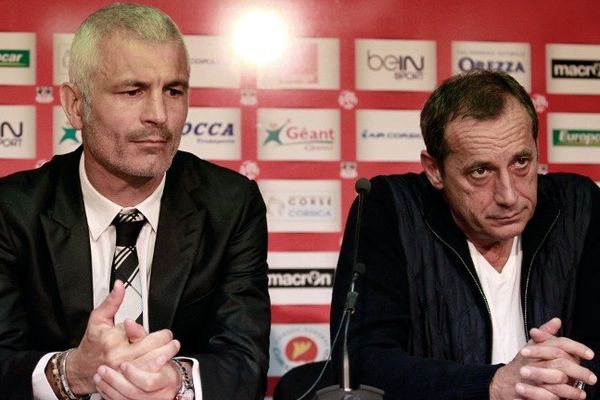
[331,70,600,399]
[0,3,269,399]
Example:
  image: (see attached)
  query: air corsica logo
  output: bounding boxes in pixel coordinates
[553,129,600,146]
[0,50,30,67]
[268,268,334,288]
[551,59,600,79]
[360,129,422,140]
[366,50,424,80]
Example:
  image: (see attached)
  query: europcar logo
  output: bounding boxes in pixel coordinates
[262,119,335,150]
[553,129,600,146]
[285,337,318,362]
[0,50,30,67]
[551,59,600,79]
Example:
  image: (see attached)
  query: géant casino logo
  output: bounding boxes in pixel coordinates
[263,119,335,150]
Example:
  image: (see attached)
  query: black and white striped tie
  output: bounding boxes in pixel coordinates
[110,209,145,325]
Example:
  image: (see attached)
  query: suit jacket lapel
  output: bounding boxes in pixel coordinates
[148,174,206,332]
[40,149,93,345]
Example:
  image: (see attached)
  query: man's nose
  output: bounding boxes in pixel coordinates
[142,92,167,125]
[494,170,518,207]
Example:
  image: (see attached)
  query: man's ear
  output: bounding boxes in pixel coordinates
[60,82,84,130]
[420,150,444,190]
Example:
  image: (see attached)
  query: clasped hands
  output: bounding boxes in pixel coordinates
[491,318,597,400]
[65,280,183,400]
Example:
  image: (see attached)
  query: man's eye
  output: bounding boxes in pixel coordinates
[123,89,141,96]
[167,88,183,96]
[470,167,488,178]
[515,157,529,167]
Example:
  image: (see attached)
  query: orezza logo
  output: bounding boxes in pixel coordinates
[268,268,334,288]
[361,129,422,140]
[366,50,424,80]
[0,50,29,67]
[553,129,600,146]
[458,57,525,73]
[0,121,23,147]
[263,119,335,150]
[551,59,600,79]
[182,121,235,144]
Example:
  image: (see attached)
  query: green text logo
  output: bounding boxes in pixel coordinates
[0,50,30,67]
[553,129,600,147]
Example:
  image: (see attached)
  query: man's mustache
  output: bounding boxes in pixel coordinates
[127,127,174,141]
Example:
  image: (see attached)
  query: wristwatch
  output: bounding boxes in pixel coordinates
[172,359,194,400]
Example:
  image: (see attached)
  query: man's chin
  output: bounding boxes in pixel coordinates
[487,223,527,242]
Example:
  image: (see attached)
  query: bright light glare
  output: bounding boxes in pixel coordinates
[233,10,289,65]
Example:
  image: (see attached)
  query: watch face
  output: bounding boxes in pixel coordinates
[177,389,195,400]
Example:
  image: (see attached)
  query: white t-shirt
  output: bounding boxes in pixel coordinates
[468,236,527,364]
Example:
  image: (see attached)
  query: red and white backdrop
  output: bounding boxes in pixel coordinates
[2,0,600,396]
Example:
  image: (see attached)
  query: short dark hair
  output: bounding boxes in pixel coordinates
[420,70,538,165]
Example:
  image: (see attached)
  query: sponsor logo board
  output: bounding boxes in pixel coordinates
[257,38,339,90]
[548,113,600,163]
[356,109,424,161]
[0,33,36,85]
[355,39,436,91]
[547,44,600,94]
[53,106,81,155]
[268,252,338,305]
[269,323,330,377]
[0,106,36,159]
[53,33,74,85]
[258,108,340,161]
[178,107,241,160]
[184,35,241,88]
[452,41,531,92]
[258,179,341,232]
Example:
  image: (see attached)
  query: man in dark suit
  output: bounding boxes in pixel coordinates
[0,3,269,400]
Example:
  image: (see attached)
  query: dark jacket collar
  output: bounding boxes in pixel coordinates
[420,172,561,274]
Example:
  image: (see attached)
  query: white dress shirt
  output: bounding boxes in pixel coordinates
[468,236,527,365]
[32,153,202,399]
